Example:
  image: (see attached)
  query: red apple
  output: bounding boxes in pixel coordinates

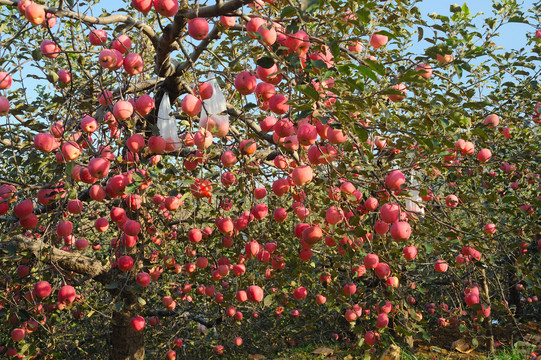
[291,165,313,186]
[181,94,202,116]
[132,0,153,13]
[370,31,388,48]
[390,221,411,240]
[25,3,45,25]
[34,281,52,298]
[130,315,145,331]
[113,100,134,121]
[118,256,134,272]
[445,194,459,207]
[89,29,107,45]
[268,94,289,114]
[434,259,448,273]
[484,113,499,128]
[364,253,379,269]
[188,18,209,40]
[34,133,57,153]
[385,170,405,190]
[220,16,235,28]
[99,49,117,69]
[388,83,407,102]
[154,0,179,17]
[123,53,144,75]
[415,63,433,79]
[58,285,76,305]
[81,116,98,133]
[375,262,391,279]
[11,328,25,342]
[380,203,400,223]
[477,148,492,163]
[112,34,132,54]
[234,71,257,95]
[293,286,307,300]
[247,285,264,302]
[403,246,417,260]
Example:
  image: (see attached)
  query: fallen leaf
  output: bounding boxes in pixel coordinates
[451,339,475,354]
[429,346,447,354]
[380,344,401,360]
[313,347,334,356]
[248,355,267,360]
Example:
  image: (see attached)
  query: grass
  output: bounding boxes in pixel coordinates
[268,344,533,360]
[221,341,535,360]
[493,345,533,360]
[401,345,531,360]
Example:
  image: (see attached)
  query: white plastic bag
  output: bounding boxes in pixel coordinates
[199,72,230,138]
[157,92,181,151]
[406,172,425,216]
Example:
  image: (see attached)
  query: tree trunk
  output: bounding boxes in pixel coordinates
[480,269,494,353]
[111,310,145,360]
[507,260,522,318]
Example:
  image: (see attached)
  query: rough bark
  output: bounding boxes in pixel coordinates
[0,235,111,282]
[480,268,495,353]
[111,310,145,360]
[507,260,522,318]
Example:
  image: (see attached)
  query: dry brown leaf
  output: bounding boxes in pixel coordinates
[248,355,267,360]
[451,339,475,354]
[380,344,401,360]
[312,347,334,356]
[429,346,447,354]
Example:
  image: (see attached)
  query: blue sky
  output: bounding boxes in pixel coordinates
[4,0,539,106]
[417,0,536,50]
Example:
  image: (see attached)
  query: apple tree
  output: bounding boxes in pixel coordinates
[0,0,540,358]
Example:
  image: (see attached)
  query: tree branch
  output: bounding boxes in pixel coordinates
[0,235,112,283]
[0,0,159,48]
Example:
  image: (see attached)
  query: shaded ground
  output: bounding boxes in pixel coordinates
[235,322,541,360]
[414,321,541,359]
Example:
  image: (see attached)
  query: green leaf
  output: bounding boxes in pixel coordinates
[502,195,518,203]
[47,70,59,83]
[381,88,406,96]
[357,65,378,82]
[281,6,296,17]
[131,172,144,182]
[508,16,527,23]
[364,58,386,76]
[357,9,370,24]
[64,162,74,177]
[256,57,275,69]
[295,84,320,101]
[137,297,146,306]
[472,128,487,139]
[450,4,461,13]
[244,103,257,111]
[263,294,273,306]
[300,0,319,13]
[31,48,42,61]
[417,26,424,42]
[125,182,138,194]
[353,124,368,142]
